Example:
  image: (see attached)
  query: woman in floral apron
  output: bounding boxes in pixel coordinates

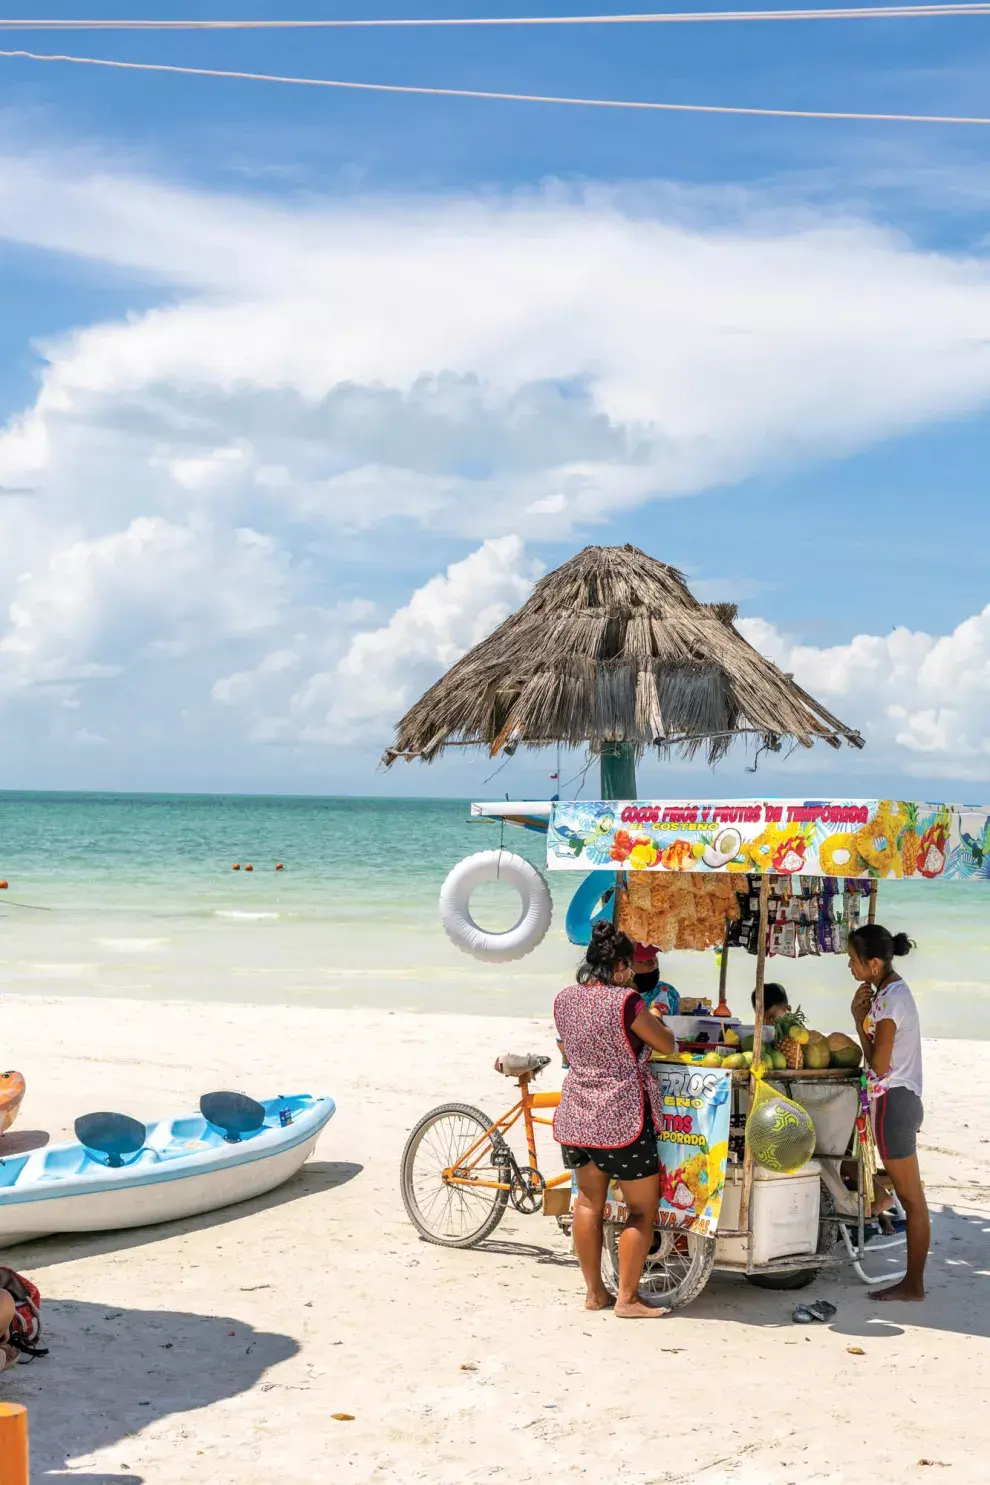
[554,921,676,1318]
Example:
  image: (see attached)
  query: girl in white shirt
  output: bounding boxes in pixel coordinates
[848,924,929,1302]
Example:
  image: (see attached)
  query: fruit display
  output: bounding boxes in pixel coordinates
[617,871,741,953]
[774,1009,810,1070]
[827,1032,864,1069]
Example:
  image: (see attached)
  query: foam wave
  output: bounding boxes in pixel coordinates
[96,938,166,952]
[214,910,280,921]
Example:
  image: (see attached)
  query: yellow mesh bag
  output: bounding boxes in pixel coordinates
[745,1069,816,1174]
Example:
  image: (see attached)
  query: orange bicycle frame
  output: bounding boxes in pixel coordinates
[442,1077,570,1192]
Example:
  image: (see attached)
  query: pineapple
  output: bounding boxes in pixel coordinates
[899,803,920,877]
[775,1008,810,1070]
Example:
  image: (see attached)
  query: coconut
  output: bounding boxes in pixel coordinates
[827,1032,864,1069]
[702,826,744,870]
[804,1038,831,1070]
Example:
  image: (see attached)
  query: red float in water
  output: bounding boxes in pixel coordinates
[275,863,284,871]
[232,864,241,871]
[0,881,7,890]
[245,864,254,872]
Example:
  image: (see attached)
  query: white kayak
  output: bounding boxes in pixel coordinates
[0,1092,335,1246]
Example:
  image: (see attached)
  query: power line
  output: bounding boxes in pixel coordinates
[3,47,989,125]
[1,5,990,26]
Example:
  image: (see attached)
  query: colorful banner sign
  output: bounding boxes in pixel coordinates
[597,1065,731,1236]
[548,798,990,881]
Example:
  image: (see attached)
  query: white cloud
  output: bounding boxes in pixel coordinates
[4,159,990,541]
[228,537,543,747]
[1,147,990,778]
[738,611,990,778]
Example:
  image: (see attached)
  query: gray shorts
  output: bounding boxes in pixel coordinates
[872,1086,924,1162]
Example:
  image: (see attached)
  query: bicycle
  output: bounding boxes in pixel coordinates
[400,1052,570,1249]
[401,1050,720,1306]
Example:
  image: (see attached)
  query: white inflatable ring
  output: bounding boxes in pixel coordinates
[439,850,553,964]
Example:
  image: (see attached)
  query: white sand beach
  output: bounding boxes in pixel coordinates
[2,994,988,1484]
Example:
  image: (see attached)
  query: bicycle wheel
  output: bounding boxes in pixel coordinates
[602,1223,716,1309]
[400,1102,510,1249]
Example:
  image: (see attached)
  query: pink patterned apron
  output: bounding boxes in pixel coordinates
[553,982,663,1149]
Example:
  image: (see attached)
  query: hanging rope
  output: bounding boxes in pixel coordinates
[5,6,990,26]
[2,48,990,126]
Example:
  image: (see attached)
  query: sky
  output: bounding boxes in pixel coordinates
[1,1,990,800]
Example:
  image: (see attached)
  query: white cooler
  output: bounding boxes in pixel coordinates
[717,1160,822,1269]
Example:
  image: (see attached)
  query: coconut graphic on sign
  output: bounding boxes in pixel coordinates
[701,827,743,870]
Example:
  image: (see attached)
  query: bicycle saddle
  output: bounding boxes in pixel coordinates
[494,1053,551,1077]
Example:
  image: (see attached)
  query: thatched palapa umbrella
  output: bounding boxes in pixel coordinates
[383,544,863,796]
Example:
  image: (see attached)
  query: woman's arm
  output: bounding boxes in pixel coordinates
[853,1007,897,1080]
[631,1011,676,1056]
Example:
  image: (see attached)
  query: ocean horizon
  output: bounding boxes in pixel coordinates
[1,789,987,1039]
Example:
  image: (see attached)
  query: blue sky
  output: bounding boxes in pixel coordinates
[0,1,989,798]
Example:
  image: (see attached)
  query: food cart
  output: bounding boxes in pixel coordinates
[412,795,989,1308]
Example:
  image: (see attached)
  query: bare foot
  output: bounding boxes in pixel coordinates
[584,1291,615,1312]
[874,1279,925,1302]
[614,1297,670,1319]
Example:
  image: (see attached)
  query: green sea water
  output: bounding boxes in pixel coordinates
[0,791,987,1036]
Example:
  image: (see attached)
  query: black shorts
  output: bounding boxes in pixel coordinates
[872,1086,924,1162]
[560,1109,659,1182]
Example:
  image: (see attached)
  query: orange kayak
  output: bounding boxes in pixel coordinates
[0,1073,25,1135]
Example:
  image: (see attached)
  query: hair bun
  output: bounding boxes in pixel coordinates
[891,932,915,957]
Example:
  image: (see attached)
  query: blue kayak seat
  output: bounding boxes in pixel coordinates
[75,1112,147,1169]
[200,1092,266,1144]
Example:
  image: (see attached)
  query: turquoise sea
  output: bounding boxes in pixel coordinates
[0,792,987,1037]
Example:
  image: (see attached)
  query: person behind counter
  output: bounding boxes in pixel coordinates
[848,923,929,1302]
[751,982,791,1024]
[632,944,679,1019]
[553,921,676,1319]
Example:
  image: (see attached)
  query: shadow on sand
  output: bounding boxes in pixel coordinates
[6,1160,362,1269]
[478,1201,990,1341]
[13,1294,298,1483]
[0,1159,365,1481]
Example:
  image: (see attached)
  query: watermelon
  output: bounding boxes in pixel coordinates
[827,1032,863,1070]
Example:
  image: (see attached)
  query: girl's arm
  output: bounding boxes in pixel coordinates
[632,1011,676,1056]
[854,1011,897,1080]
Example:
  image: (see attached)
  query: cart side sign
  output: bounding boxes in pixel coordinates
[597,1067,732,1237]
[547,799,990,880]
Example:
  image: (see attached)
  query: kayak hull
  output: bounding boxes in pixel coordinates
[0,1093,334,1247]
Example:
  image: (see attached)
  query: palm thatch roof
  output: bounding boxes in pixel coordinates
[383,544,863,767]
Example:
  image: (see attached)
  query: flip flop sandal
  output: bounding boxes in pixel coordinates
[792,1306,819,1324]
[807,1300,837,1321]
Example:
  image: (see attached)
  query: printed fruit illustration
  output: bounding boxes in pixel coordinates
[609,829,634,863]
[771,833,809,875]
[775,1008,809,1070]
[856,802,905,879]
[827,1032,864,1069]
[917,810,950,879]
[628,837,660,869]
[819,831,866,878]
[701,827,743,870]
[899,803,920,877]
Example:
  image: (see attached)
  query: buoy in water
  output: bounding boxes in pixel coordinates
[0,881,7,890]
[245,864,254,872]
[232,864,241,871]
[275,863,284,871]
